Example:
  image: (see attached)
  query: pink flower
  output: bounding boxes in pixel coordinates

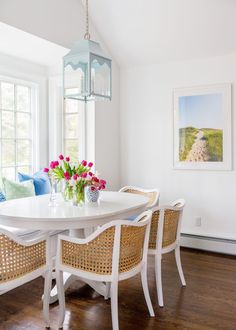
[73,174,78,180]
[88,162,93,168]
[59,154,64,160]
[81,172,87,178]
[54,161,59,167]
[88,172,93,177]
[90,186,96,191]
[100,179,106,186]
[64,172,70,181]
[44,167,49,173]
[50,161,56,169]
[92,177,99,183]
[65,156,70,162]
[81,160,87,166]
[64,171,70,180]
[99,185,105,190]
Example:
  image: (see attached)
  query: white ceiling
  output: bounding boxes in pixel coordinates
[0,22,68,67]
[88,0,236,67]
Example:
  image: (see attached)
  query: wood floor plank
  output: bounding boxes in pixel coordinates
[0,248,236,329]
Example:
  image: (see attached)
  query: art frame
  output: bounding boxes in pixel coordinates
[173,83,232,170]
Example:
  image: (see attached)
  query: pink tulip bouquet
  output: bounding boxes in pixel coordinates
[44,155,106,204]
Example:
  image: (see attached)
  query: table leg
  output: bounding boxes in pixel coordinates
[49,273,77,304]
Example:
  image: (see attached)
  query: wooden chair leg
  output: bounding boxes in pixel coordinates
[56,270,66,329]
[43,269,52,328]
[140,264,155,316]
[155,255,164,307]
[175,246,186,286]
[110,281,119,330]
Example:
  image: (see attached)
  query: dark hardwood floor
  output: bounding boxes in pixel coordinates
[1,248,236,330]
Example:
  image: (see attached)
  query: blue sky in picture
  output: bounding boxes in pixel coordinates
[179,93,223,129]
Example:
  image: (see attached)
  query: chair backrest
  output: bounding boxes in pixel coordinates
[0,228,47,287]
[148,199,185,251]
[60,211,152,278]
[170,199,185,208]
[119,211,152,274]
[119,186,160,208]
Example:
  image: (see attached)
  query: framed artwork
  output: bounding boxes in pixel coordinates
[173,83,232,170]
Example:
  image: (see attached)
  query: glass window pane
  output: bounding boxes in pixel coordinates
[2,140,15,166]
[2,111,15,138]
[65,99,79,113]
[17,140,31,165]
[2,167,15,180]
[17,85,30,112]
[64,140,78,161]
[16,113,31,138]
[65,114,78,138]
[1,82,14,110]
[17,166,31,175]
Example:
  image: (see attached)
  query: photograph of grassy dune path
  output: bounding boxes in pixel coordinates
[179,93,223,162]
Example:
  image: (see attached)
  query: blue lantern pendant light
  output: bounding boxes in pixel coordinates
[63,0,112,102]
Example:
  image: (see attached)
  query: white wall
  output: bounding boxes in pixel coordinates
[95,62,120,189]
[0,0,120,190]
[120,53,236,240]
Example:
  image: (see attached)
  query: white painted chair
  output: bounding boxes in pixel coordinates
[55,210,155,330]
[148,199,186,307]
[0,227,52,328]
[119,186,160,208]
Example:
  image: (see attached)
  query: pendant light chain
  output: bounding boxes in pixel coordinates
[84,0,91,40]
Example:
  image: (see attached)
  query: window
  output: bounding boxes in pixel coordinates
[0,79,36,180]
[63,98,85,161]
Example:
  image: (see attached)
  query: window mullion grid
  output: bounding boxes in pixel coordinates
[0,108,31,115]
[0,80,34,180]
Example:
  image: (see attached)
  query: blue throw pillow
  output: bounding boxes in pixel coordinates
[18,171,51,196]
[0,191,6,202]
[127,214,138,221]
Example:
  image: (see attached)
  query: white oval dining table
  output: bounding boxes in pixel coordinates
[0,191,148,303]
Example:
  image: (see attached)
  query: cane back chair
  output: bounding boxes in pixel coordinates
[148,199,186,307]
[0,228,52,327]
[55,210,155,330]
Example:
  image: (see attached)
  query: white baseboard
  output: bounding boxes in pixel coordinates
[180,233,236,255]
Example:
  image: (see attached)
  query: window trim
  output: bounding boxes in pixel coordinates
[63,98,86,161]
[48,75,95,166]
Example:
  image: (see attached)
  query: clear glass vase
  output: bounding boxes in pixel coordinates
[73,185,85,206]
[62,181,74,202]
[48,176,58,207]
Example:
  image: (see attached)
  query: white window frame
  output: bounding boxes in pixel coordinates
[63,98,86,161]
[0,75,39,179]
[48,75,95,164]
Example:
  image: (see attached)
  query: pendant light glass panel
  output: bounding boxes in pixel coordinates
[90,54,111,99]
[64,51,89,101]
[63,40,111,101]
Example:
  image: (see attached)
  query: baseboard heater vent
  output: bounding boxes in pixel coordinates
[180,233,236,255]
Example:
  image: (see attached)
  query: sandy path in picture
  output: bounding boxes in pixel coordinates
[186,130,210,162]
